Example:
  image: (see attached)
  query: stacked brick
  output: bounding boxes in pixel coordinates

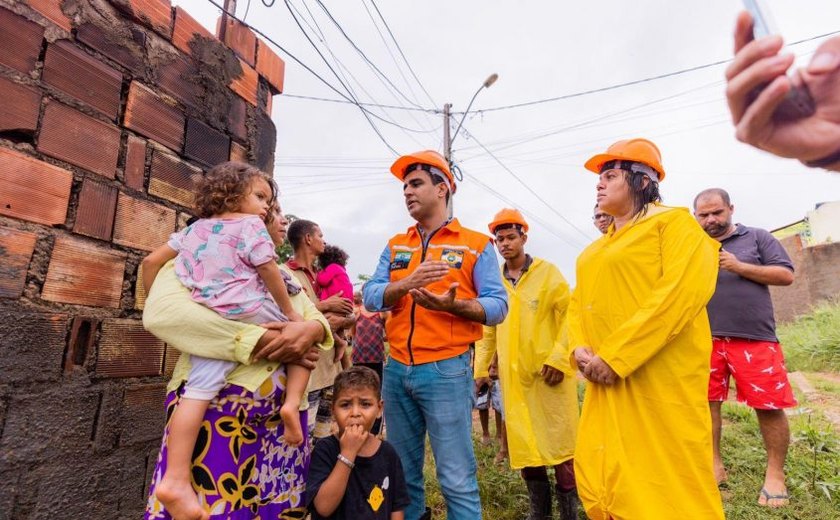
[0,0,285,517]
[770,235,840,323]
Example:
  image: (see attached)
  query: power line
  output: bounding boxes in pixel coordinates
[281,0,400,154]
[204,0,424,154]
[314,0,427,110]
[459,127,593,243]
[462,171,587,250]
[368,0,438,107]
[461,28,840,115]
[281,92,441,112]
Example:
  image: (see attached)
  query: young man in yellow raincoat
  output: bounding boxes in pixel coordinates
[568,139,725,520]
[475,209,579,520]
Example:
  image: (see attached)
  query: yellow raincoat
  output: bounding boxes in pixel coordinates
[475,257,578,470]
[568,205,723,520]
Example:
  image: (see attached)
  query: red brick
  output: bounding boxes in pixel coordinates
[256,39,284,94]
[73,179,118,241]
[24,0,73,32]
[124,81,185,152]
[42,236,126,308]
[184,118,230,168]
[42,40,122,120]
[0,227,38,298]
[95,319,164,378]
[112,192,176,251]
[219,17,256,66]
[0,77,40,134]
[228,95,247,143]
[157,53,199,107]
[76,22,145,73]
[38,101,121,179]
[172,7,214,56]
[119,0,172,38]
[230,141,247,163]
[124,136,147,190]
[0,7,44,74]
[0,147,72,226]
[148,149,202,208]
[229,58,258,106]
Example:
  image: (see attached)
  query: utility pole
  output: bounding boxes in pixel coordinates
[443,102,452,163]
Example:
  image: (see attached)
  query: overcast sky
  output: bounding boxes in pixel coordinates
[176,0,840,284]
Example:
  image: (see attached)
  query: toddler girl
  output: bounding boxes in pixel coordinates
[317,244,354,304]
[142,161,310,519]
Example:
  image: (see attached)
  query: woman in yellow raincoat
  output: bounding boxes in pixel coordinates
[475,208,579,520]
[568,139,724,520]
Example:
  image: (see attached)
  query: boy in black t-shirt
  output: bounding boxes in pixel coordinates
[306,366,409,519]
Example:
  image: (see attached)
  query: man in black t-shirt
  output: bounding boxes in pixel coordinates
[694,188,796,509]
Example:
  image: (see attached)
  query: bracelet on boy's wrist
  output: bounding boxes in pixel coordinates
[337,453,355,469]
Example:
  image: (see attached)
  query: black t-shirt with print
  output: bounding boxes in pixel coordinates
[306,435,410,519]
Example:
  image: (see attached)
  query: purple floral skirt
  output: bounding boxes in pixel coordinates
[145,368,309,519]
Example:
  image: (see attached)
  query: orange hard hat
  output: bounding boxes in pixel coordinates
[488,208,529,234]
[390,150,456,193]
[584,138,666,181]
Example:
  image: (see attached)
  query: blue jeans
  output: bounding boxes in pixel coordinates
[383,351,481,520]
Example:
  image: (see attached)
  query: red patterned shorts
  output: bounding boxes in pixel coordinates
[707,337,797,410]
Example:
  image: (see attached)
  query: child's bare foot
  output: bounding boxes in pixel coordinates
[281,403,304,446]
[156,476,208,520]
[480,435,492,446]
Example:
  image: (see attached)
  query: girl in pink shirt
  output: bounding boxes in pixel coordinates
[316,244,354,303]
[142,162,310,520]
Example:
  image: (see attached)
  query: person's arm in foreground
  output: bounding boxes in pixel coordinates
[726,11,840,171]
[143,261,331,365]
[141,244,178,294]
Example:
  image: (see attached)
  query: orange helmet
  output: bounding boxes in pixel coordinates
[488,208,529,234]
[584,138,666,182]
[390,150,456,194]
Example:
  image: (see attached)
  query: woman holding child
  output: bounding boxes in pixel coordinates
[143,162,333,520]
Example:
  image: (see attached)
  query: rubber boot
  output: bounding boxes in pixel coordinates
[525,479,552,520]
[556,486,580,520]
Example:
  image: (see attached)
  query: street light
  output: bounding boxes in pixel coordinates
[445,73,499,161]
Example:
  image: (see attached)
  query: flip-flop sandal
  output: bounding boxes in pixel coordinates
[759,487,790,506]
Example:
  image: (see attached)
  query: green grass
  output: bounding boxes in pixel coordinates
[419,406,840,519]
[778,300,840,372]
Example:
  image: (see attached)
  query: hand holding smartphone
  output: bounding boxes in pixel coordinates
[741,0,816,120]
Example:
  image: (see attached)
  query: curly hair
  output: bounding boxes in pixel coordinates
[194,161,277,224]
[333,366,381,400]
[318,244,349,268]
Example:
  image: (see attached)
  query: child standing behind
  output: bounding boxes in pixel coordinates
[142,162,310,520]
[316,244,354,304]
[306,366,409,519]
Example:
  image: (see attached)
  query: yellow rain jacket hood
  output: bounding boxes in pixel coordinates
[475,257,578,470]
[568,205,724,520]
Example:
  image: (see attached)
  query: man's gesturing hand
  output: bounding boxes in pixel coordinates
[410,282,458,312]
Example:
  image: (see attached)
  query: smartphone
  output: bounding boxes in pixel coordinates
[742,0,816,120]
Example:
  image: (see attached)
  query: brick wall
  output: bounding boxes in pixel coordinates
[770,234,840,323]
[0,0,284,517]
